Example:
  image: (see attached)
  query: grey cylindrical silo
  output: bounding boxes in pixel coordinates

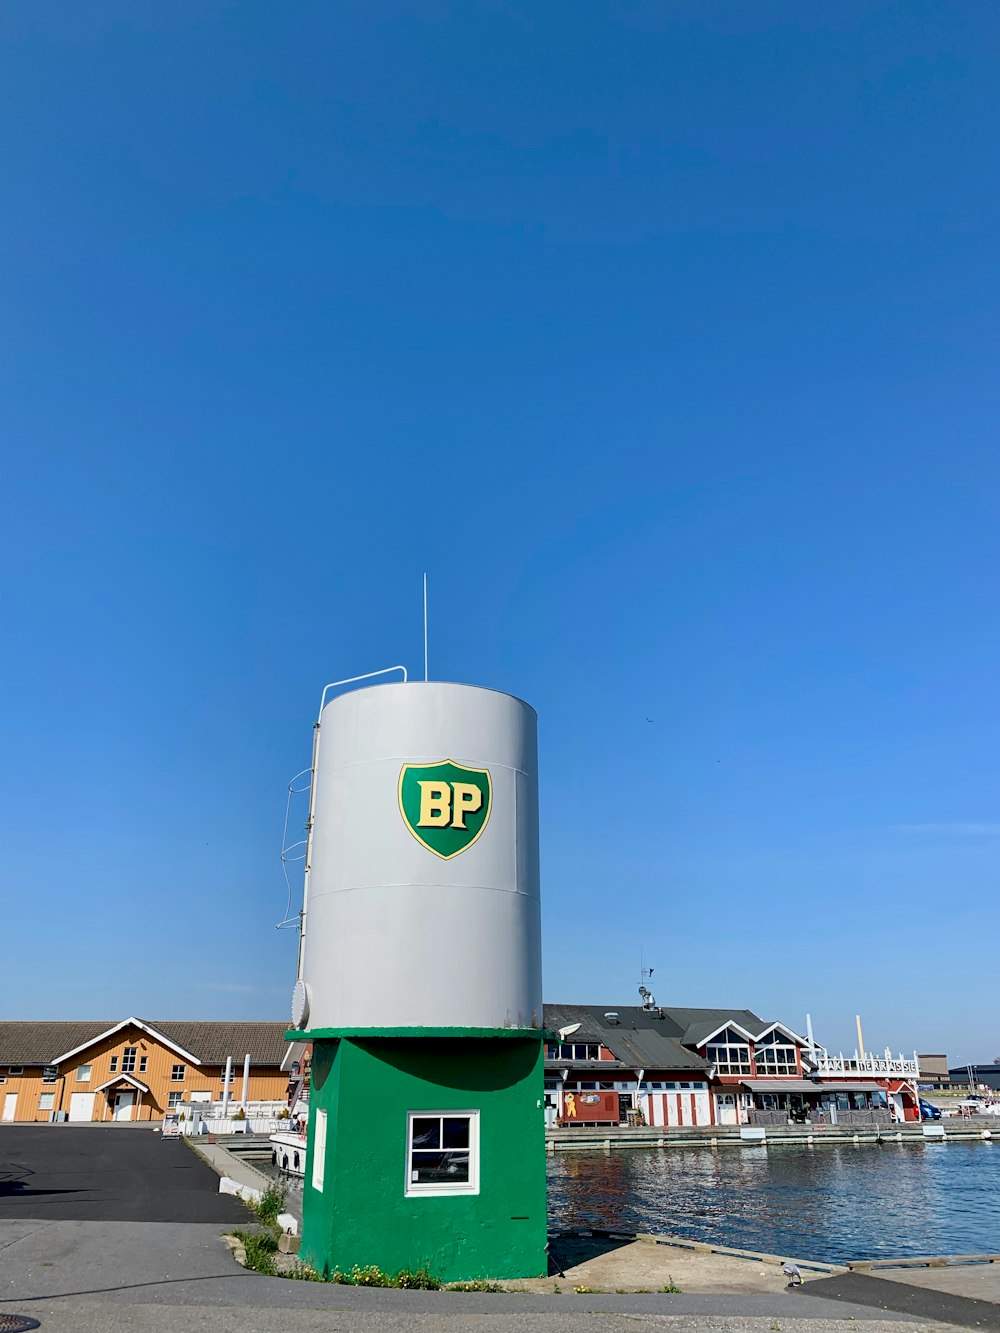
[298,681,542,1031]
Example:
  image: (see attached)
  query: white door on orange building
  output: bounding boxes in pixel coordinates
[2,1094,16,1122]
[113,1091,134,1121]
[69,1093,95,1122]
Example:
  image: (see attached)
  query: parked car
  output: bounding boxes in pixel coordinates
[919,1099,942,1120]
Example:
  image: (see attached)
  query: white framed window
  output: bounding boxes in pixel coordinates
[76,1065,92,1083]
[39,1093,55,1110]
[755,1046,798,1076]
[706,1042,752,1075]
[171,1065,185,1081]
[8,1067,23,1077]
[42,1066,58,1084]
[312,1110,327,1192]
[545,1042,603,1061]
[121,1048,137,1073]
[405,1111,479,1197]
[139,1055,148,1073]
[109,1056,118,1072]
[167,1091,183,1108]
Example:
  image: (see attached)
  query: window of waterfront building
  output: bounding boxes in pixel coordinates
[406,1111,479,1197]
[8,1067,23,1077]
[547,1042,603,1061]
[755,1045,798,1076]
[706,1040,752,1075]
[109,1056,118,1072]
[42,1066,58,1084]
[39,1093,55,1110]
[76,1065,92,1082]
[171,1065,185,1081]
[139,1055,148,1073]
[168,1091,183,1108]
[121,1048,137,1073]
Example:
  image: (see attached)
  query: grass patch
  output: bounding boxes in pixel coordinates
[284,1261,322,1281]
[329,1264,441,1289]
[659,1278,682,1293]
[249,1182,287,1227]
[233,1228,279,1276]
[447,1279,505,1292]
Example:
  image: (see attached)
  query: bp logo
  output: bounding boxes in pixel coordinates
[398,760,492,860]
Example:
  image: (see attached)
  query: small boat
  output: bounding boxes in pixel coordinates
[269,1129,307,1177]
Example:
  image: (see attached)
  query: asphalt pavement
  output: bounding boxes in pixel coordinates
[0,1126,245,1224]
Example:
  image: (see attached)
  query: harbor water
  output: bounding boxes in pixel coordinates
[547,1141,1000,1263]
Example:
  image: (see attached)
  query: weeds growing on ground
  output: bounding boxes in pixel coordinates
[395,1267,442,1289]
[284,1261,322,1281]
[233,1229,279,1276]
[330,1264,441,1289]
[658,1278,681,1293]
[250,1182,287,1227]
[447,1279,505,1292]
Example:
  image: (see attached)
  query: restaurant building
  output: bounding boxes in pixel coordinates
[543,1000,921,1127]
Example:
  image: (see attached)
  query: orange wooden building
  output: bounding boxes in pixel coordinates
[0,1018,290,1123]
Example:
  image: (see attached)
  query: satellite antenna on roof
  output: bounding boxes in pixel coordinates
[638,955,657,1011]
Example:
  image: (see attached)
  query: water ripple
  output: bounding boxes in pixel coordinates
[547,1141,1000,1263]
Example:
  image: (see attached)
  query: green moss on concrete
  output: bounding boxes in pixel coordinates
[299,1036,547,1283]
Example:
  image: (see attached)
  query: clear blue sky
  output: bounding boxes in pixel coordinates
[3,3,997,1064]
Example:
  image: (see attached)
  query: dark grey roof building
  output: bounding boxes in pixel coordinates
[541,1003,807,1072]
[949,1064,1000,1091]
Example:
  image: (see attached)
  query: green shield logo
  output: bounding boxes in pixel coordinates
[398,760,492,860]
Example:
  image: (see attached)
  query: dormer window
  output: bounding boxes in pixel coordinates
[754,1030,798,1076]
[706,1028,752,1075]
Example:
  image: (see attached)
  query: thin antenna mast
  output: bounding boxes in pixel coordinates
[423,572,429,681]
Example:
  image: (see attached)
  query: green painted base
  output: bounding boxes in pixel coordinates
[299,1035,547,1283]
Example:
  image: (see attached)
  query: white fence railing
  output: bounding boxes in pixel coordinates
[173,1100,290,1136]
[182,1116,284,1136]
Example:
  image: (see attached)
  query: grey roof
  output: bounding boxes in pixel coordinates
[149,1021,289,1067]
[663,1008,771,1047]
[542,1002,808,1068]
[543,1005,708,1073]
[0,1019,290,1068]
[0,1022,113,1067]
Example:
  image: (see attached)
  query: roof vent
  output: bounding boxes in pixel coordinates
[604,1011,620,1025]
